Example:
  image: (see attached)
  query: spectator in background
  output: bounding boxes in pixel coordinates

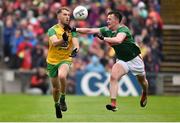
[137,1,148,19]
[9,29,24,69]
[144,52,157,94]
[24,25,38,46]
[88,3,100,27]
[149,36,162,69]
[135,35,150,58]
[27,67,49,95]
[31,44,45,69]
[17,36,33,70]
[140,28,150,45]
[3,15,16,62]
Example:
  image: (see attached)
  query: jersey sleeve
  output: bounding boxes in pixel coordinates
[72,32,78,37]
[48,28,56,37]
[100,27,107,36]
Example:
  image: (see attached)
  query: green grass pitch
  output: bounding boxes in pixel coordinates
[0,94,180,122]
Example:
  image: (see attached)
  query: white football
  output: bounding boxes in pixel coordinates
[73,6,88,20]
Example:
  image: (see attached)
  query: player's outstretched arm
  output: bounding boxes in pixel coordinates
[94,32,127,45]
[104,32,126,44]
[76,28,100,34]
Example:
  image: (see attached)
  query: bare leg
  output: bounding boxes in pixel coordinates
[58,64,70,94]
[136,75,149,94]
[50,77,60,103]
[106,63,127,111]
[51,77,62,118]
[136,74,149,107]
[58,63,70,111]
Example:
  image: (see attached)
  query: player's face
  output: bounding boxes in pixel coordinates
[107,14,119,30]
[58,10,71,25]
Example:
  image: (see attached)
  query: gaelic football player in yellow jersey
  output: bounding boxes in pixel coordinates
[46,7,79,118]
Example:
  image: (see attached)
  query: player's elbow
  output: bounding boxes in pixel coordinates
[115,36,125,44]
[116,33,126,43]
[114,38,123,44]
[51,39,63,46]
[52,41,60,47]
[118,39,124,44]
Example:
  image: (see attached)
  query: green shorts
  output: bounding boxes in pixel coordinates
[47,61,71,78]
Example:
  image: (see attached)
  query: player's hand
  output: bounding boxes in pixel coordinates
[69,48,78,57]
[93,33,104,40]
[62,32,68,42]
[71,27,76,32]
[62,32,68,46]
[64,24,76,32]
[63,24,72,31]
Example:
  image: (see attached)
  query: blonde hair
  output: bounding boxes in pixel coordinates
[56,7,70,15]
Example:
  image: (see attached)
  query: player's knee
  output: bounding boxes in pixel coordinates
[110,75,119,82]
[58,74,67,81]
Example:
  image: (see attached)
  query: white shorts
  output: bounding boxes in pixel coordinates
[116,56,145,76]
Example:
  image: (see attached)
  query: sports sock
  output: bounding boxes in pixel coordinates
[142,91,147,96]
[60,93,65,102]
[111,98,116,107]
[55,102,59,107]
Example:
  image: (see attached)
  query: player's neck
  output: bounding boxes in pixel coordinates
[111,24,121,31]
[58,23,64,28]
[118,24,126,29]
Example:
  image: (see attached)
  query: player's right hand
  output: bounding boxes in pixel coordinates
[93,33,104,40]
[71,27,76,32]
[69,48,78,57]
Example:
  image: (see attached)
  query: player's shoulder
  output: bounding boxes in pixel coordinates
[118,25,130,32]
[49,24,58,30]
[100,26,108,31]
[48,24,60,34]
[47,25,59,36]
[48,26,54,32]
[100,26,109,33]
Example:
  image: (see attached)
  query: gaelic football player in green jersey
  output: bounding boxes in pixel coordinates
[72,10,149,111]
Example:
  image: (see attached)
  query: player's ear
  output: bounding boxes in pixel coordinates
[57,13,61,19]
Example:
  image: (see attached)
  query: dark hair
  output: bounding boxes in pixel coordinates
[56,7,70,15]
[108,10,123,23]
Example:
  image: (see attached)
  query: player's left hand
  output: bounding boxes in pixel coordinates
[63,24,72,31]
[93,33,104,40]
[69,48,78,57]
[64,24,76,32]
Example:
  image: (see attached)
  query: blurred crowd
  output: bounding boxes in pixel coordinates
[0,0,163,94]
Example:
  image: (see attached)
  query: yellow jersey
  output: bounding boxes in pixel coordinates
[46,24,76,65]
